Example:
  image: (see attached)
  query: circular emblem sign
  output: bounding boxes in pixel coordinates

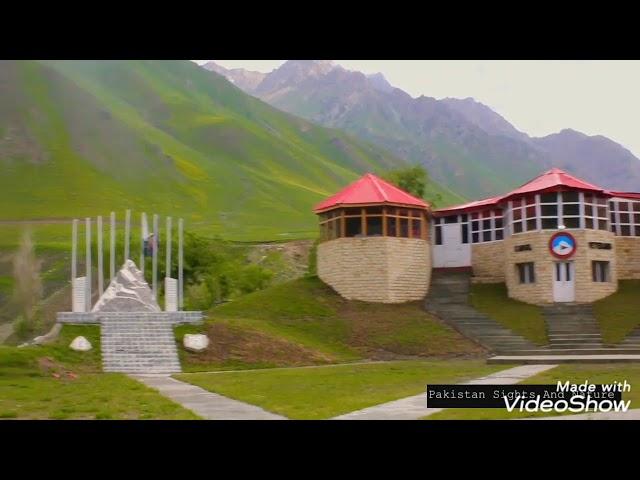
[549,232,577,259]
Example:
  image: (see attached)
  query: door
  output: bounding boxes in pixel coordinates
[433,223,471,268]
[553,261,575,302]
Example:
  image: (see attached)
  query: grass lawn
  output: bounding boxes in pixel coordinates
[0,325,198,419]
[174,360,504,420]
[594,280,640,344]
[470,283,548,345]
[176,276,487,372]
[425,364,640,420]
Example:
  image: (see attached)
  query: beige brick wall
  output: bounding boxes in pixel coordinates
[472,242,506,283]
[504,230,618,305]
[615,237,640,279]
[573,230,617,303]
[317,237,431,303]
[505,231,555,304]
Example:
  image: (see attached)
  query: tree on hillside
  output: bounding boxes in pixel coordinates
[12,230,43,337]
[382,165,429,199]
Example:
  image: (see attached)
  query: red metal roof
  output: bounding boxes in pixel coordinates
[502,167,604,199]
[314,173,430,213]
[432,195,502,217]
[608,191,640,200]
[434,167,630,215]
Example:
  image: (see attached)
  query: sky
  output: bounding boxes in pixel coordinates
[194,60,640,158]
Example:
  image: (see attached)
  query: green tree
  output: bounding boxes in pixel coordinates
[382,165,429,198]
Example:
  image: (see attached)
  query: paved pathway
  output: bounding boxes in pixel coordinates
[489,354,640,364]
[131,374,286,420]
[333,364,557,420]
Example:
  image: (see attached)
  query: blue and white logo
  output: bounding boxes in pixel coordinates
[551,234,576,257]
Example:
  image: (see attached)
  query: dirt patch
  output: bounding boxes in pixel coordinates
[183,323,333,368]
[248,240,314,282]
[37,356,79,380]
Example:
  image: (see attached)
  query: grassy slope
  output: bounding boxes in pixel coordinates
[0,60,460,242]
[0,325,197,419]
[175,360,503,419]
[175,276,487,372]
[470,283,548,345]
[426,364,640,420]
[594,280,640,344]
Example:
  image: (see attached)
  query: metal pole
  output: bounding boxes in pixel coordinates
[124,209,131,261]
[97,216,103,295]
[109,212,115,280]
[85,217,92,312]
[152,214,158,299]
[140,212,146,276]
[178,218,183,311]
[166,217,172,278]
[71,219,78,311]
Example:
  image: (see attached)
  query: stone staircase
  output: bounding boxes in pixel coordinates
[101,314,182,374]
[425,270,544,355]
[543,304,640,355]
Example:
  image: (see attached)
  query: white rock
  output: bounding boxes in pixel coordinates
[92,259,161,313]
[70,336,92,352]
[183,334,209,353]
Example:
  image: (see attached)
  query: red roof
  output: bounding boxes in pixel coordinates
[435,168,619,216]
[608,191,640,200]
[314,173,430,213]
[432,195,502,216]
[502,167,604,199]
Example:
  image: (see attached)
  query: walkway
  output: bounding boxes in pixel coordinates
[333,364,557,420]
[131,374,286,420]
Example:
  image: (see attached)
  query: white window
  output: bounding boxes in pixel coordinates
[592,261,610,282]
[517,262,535,284]
[584,194,609,231]
[470,209,504,243]
[610,199,640,236]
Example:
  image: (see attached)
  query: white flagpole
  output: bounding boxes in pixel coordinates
[152,214,158,299]
[85,217,92,312]
[166,217,172,278]
[71,219,78,311]
[124,209,131,261]
[97,216,103,295]
[141,212,147,276]
[109,212,115,281]
[178,218,183,311]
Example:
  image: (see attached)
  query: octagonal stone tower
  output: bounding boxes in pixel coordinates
[314,173,432,303]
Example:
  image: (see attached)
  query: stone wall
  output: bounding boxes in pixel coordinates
[503,230,618,305]
[615,236,640,279]
[505,231,555,304]
[573,230,617,303]
[317,237,431,303]
[472,242,506,283]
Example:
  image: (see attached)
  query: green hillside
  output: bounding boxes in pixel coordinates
[0,60,462,241]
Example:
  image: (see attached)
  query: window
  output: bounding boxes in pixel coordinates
[610,199,640,236]
[345,217,362,237]
[319,206,428,242]
[592,261,610,282]
[517,262,535,284]
[469,209,504,243]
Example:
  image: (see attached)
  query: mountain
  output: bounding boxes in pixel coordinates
[439,97,530,143]
[0,60,461,241]
[531,129,640,191]
[201,61,266,93]
[205,60,640,196]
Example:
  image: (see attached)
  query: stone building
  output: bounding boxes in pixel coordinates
[315,168,640,305]
[432,168,640,305]
[314,173,431,303]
